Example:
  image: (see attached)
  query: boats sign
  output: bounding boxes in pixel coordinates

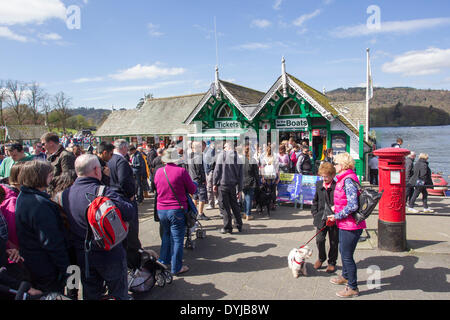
[215,121,241,129]
[276,118,308,129]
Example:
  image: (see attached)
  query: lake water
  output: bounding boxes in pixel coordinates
[373,125,450,179]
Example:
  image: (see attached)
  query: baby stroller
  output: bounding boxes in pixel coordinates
[184,219,206,250]
[127,249,173,294]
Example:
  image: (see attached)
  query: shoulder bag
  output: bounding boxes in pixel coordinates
[163,167,198,228]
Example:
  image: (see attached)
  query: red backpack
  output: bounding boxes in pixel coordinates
[85,185,128,251]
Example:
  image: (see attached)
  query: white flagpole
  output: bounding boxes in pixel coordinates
[365,48,370,142]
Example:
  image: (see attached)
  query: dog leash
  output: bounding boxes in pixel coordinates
[299,226,327,249]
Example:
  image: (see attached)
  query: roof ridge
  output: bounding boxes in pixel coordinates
[219,80,265,95]
[146,93,205,102]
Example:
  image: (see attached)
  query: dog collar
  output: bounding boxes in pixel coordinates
[293,258,304,266]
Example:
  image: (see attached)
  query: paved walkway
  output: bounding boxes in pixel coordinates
[134,194,450,300]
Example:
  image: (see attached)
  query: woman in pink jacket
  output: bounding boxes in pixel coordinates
[0,163,24,250]
[328,152,365,298]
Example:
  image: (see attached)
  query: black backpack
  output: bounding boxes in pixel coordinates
[346,179,383,225]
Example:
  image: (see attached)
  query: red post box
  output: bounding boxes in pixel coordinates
[373,147,411,252]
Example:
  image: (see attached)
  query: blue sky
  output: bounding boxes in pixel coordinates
[1,0,450,110]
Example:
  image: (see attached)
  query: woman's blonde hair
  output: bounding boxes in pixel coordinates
[418,153,429,160]
[334,152,355,170]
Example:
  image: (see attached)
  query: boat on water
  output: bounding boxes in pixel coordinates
[427,173,448,196]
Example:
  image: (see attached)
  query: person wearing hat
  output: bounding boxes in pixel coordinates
[0,143,34,180]
[153,148,197,275]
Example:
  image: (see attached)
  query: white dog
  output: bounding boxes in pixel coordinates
[288,246,313,278]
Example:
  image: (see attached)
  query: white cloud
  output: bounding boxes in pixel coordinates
[331,17,450,38]
[233,42,271,50]
[110,63,186,81]
[0,0,67,25]
[0,26,28,42]
[293,9,321,27]
[382,47,450,76]
[273,0,283,10]
[73,76,105,84]
[148,23,164,37]
[38,32,62,41]
[104,81,187,93]
[251,19,272,29]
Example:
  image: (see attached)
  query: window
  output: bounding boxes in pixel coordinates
[278,99,301,116]
[216,104,233,119]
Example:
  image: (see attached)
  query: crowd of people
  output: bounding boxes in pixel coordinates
[0,131,436,300]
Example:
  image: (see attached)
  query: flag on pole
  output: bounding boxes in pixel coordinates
[367,50,373,100]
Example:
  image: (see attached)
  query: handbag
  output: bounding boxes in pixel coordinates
[163,167,198,228]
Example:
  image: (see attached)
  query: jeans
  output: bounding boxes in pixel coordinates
[243,188,255,216]
[157,209,186,274]
[339,228,363,290]
[77,251,130,300]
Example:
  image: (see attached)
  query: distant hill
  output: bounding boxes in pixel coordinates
[326,87,450,127]
[326,87,450,114]
[69,107,112,126]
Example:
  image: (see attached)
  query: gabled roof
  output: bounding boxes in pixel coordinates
[184,80,265,124]
[96,94,204,137]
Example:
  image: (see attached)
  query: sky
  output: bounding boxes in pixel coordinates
[1,0,450,110]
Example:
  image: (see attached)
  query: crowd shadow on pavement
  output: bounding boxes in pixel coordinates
[356,255,450,296]
[134,278,228,300]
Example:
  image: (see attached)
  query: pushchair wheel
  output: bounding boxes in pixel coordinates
[196,229,206,239]
[163,270,173,284]
[155,271,166,287]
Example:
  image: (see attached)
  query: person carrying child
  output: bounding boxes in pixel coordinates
[311,162,338,273]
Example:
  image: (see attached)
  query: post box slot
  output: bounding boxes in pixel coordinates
[388,162,402,166]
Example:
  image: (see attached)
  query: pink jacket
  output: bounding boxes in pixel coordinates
[0,185,20,248]
[334,169,366,230]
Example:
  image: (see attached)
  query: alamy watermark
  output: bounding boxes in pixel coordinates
[366,265,382,290]
[66,5,81,30]
[367,5,381,30]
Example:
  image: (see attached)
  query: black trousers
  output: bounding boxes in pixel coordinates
[124,200,142,270]
[369,169,378,185]
[315,225,339,266]
[405,184,414,204]
[218,186,243,231]
[409,186,428,209]
[134,173,144,203]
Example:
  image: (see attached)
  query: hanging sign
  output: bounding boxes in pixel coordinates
[276,118,308,129]
[312,129,321,136]
[215,121,241,129]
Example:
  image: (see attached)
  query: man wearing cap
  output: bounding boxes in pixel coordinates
[0,143,34,180]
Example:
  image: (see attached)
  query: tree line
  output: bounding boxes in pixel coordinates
[0,80,94,133]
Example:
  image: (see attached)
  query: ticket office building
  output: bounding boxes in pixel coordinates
[185,67,369,178]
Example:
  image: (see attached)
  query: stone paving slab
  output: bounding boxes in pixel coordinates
[135,194,450,300]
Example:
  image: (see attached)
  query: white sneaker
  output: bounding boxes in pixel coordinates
[407,207,419,213]
[423,208,434,213]
[206,205,214,210]
[214,200,219,206]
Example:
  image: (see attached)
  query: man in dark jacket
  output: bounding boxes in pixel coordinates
[108,139,142,270]
[213,143,244,234]
[204,142,217,210]
[407,153,433,213]
[62,154,135,300]
[188,141,210,221]
[129,145,146,204]
[41,132,76,177]
[97,141,114,186]
[296,147,313,175]
[311,162,338,273]
[405,151,416,204]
